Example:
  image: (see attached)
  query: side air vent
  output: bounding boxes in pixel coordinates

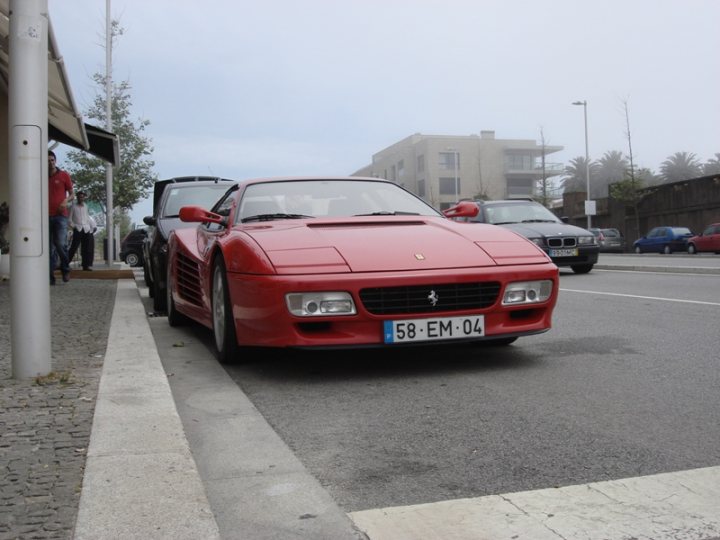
[176,253,203,305]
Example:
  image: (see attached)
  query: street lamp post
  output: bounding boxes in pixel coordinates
[447,147,459,202]
[572,100,592,229]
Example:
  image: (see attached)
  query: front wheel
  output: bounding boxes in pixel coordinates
[634,246,642,254]
[687,244,697,254]
[571,264,593,274]
[125,251,140,267]
[212,257,239,363]
[153,264,167,312]
[663,245,672,254]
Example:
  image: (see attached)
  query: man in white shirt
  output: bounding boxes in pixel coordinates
[68,191,97,271]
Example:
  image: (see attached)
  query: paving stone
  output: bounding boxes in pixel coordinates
[0,279,116,540]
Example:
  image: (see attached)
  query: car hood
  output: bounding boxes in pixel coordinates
[241,217,551,273]
[498,221,594,239]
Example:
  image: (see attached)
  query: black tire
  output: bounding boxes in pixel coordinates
[687,244,697,255]
[143,260,153,292]
[212,257,239,363]
[663,245,672,254]
[152,262,167,312]
[125,251,141,267]
[166,261,187,327]
[571,264,593,274]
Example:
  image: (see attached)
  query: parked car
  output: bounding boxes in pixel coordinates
[633,226,693,254]
[687,223,720,254]
[119,227,148,267]
[166,177,559,361]
[143,176,235,312]
[589,227,626,253]
[446,199,599,274]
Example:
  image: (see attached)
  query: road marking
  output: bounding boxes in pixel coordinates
[560,288,720,307]
[348,466,720,540]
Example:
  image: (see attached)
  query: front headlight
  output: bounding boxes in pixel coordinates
[286,292,356,316]
[502,280,553,305]
[528,237,545,247]
[577,236,596,245]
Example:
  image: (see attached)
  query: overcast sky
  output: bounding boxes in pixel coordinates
[49,0,720,223]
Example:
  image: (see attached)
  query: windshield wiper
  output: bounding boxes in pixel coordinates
[354,211,420,216]
[492,221,519,225]
[521,219,558,223]
[242,213,315,223]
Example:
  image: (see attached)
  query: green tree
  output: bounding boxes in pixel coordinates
[659,152,702,183]
[610,169,644,240]
[65,21,156,227]
[702,153,720,175]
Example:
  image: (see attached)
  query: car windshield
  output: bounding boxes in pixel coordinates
[478,202,561,225]
[163,185,231,217]
[238,179,441,223]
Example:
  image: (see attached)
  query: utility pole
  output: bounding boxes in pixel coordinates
[104,0,115,265]
[9,0,52,377]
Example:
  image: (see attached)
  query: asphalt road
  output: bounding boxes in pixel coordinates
[142,257,720,525]
[216,267,720,512]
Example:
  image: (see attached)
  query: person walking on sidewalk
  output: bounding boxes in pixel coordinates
[48,150,74,284]
[68,190,96,271]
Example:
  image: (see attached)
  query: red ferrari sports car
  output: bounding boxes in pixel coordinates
[166,177,559,362]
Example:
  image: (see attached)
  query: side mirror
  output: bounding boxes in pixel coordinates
[179,205,226,225]
[143,216,156,226]
[560,216,569,223]
[443,201,479,219]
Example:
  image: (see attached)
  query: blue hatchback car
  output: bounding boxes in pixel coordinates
[633,226,693,254]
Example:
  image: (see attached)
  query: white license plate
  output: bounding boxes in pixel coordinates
[549,248,578,257]
[384,315,485,344]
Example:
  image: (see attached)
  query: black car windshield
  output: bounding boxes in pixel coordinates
[163,185,231,217]
[478,202,562,225]
[238,179,441,223]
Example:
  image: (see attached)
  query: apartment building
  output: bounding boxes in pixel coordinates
[353,131,564,209]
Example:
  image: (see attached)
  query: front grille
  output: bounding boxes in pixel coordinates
[547,237,577,248]
[176,252,203,305]
[360,282,501,315]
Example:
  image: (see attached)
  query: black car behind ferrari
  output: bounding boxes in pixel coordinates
[143,176,235,312]
[448,199,599,274]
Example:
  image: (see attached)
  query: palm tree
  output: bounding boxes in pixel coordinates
[702,153,720,175]
[596,150,629,198]
[659,152,702,183]
[562,156,599,194]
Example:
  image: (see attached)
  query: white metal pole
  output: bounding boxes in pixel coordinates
[9,0,52,377]
[583,101,591,229]
[454,151,459,202]
[104,0,114,264]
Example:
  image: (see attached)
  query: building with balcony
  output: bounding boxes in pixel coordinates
[353,131,564,209]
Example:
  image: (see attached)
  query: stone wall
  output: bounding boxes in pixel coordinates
[555,174,720,245]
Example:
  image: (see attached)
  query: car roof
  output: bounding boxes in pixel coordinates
[152,176,236,216]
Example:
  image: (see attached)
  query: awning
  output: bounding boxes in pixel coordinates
[0,1,118,165]
[49,122,121,167]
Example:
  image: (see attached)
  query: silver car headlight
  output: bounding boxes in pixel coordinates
[502,280,553,305]
[577,236,596,245]
[286,292,357,316]
[529,237,545,247]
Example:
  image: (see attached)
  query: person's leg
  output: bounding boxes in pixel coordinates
[50,216,71,281]
[49,218,57,284]
[68,229,81,264]
[81,231,93,270]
